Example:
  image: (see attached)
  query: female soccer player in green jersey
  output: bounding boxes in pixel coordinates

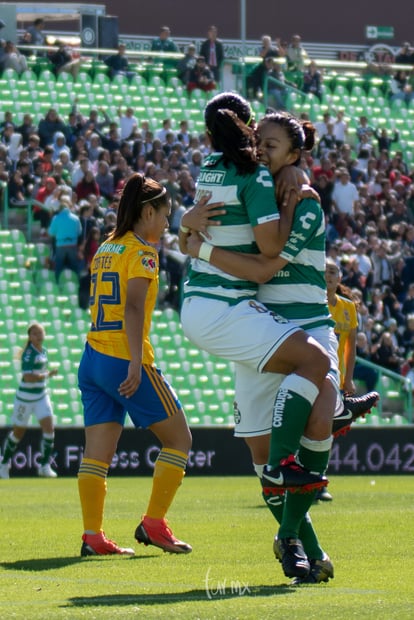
[0,323,58,479]
[182,109,337,583]
[179,94,330,529]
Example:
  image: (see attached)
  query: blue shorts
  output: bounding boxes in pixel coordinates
[78,342,182,428]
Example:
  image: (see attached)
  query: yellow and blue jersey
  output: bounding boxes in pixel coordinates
[87,231,158,364]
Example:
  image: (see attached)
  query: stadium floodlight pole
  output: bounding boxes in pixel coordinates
[240,0,247,97]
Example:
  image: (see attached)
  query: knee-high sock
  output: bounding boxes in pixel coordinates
[279,435,332,540]
[268,374,319,466]
[255,462,326,560]
[145,448,187,520]
[40,432,54,466]
[78,458,109,534]
[1,432,19,464]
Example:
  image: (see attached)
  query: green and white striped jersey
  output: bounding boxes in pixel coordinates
[184,153,279,304]
[16,343,48,402]
[258,197,333,330]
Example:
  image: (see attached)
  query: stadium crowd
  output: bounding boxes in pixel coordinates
[1,31,414,386]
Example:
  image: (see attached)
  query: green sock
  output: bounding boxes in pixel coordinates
[40,433,54,466]
[261,484,325,560]
[268,374,319,466]
[2,432,19,464]
[279,436,332,540]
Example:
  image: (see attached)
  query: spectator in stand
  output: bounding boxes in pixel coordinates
[395,42,414,65]
[177,43,197,85]
[49,40,81,78]
[374,127,399,153]
[247,34,280,98]
[117,107,138,141]
[48,194,82,282]
[95,160,114,200]
[38,109,68,149]
[112,156,131,192]
[371,240,395,288]
[401,314,414,355]
[200,25,224,83]
[353,332,379,392]
[187,56,216,94]
[303,61,323,100]
[402,283,414,315]
[8,169,27,204]
[312,173,334,218]
[372,330,403,373]
[17,115,37,148]
[75,170,100,202]
[177,120,191,149]
[331,168,360,235]
[312,155,335,182]
[83,225,101,269]
[150,26,179,69]
[7,132,24,168]
[356,116,375,142]
[2,41,27,74]
[17,159,35,194]
[86,133,104,165]
[24,18,46,56]
[382,285,405,326]
[314,111,332,140]
[389,70,412,103]
[354,239,373,290]
[187,149,203,182]
[34,175,57,234]
[155,119,175,144]
[51,131,70,163]
[264,56,288,110]
[317,123,337,158]
[71,157,92,187]
[95,126,122,154]
[332,110,348,148]
[81,107,111,136]
[285,34,309,88]
[104,44,135,80]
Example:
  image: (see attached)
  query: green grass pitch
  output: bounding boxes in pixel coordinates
[1,475,414,619]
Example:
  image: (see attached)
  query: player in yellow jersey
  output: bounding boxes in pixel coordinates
[316,258,379,503]
[77,173,192,557]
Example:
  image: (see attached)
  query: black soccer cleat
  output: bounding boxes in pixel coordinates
[332,391,380,437]
[292,555,334,585]
[262,454,328,495]
[274,537,310,579]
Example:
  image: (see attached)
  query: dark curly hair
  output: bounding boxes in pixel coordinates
[204,92,257,175]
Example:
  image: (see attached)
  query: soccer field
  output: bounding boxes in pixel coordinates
[1,476,414,619]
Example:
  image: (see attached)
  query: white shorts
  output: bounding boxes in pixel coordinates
[11,394,53,427]
[181,296,301,373]
[233,325,340,437]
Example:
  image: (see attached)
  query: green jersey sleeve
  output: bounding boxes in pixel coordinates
[280,198,323,260]
[241,165,279,227]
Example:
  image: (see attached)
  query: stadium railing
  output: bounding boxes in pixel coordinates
[354,356,413,423]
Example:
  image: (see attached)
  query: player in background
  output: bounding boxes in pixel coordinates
[179,93,331,512]
[0,323,58,479]
[77,173,192,557]
[315,259,379,502]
